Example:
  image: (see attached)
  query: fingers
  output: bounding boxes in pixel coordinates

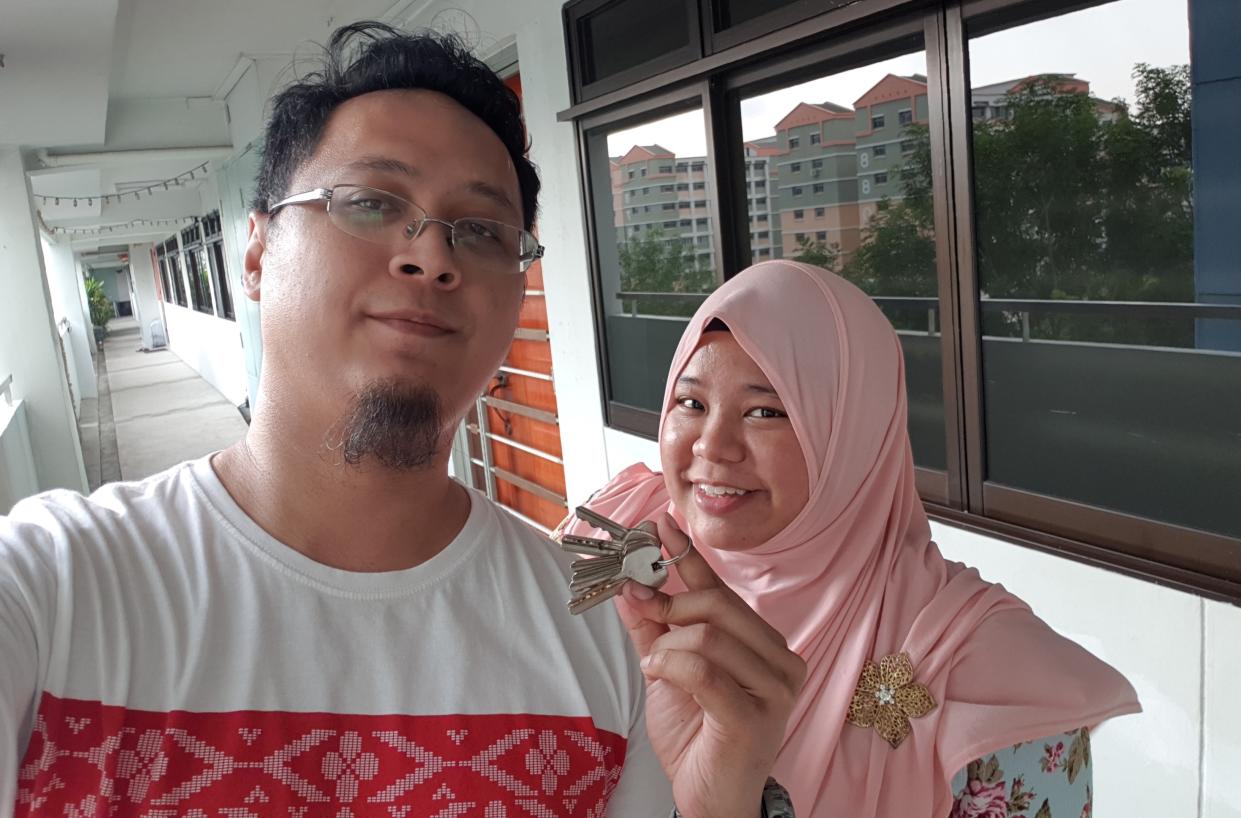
[640,648,755,723]
[647,621,788,698]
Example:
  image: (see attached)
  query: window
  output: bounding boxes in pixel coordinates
[208,241,234,321]
[640,168,647,176]
[961,0,1241,568]
[165,245,187,308]
[680,219,691,226]
[659,165,673,173]
[584,106,718,413]
[661,184,675,192]
[757,231,769,239]
[791,162,802,172]
[754,180,766,189]
[696,218,708,226]
[810,133,821,145]
[627,170,635,179]
[677,183,689,190]
[757,214,768,222]
[570,0,1239,593]
[677,162,688,171]
[679,201,690,209]
[794,209,804,220]
[691,162,705,171]
[811,159,823,169]
[693,182,706,190]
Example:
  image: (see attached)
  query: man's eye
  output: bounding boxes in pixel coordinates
[460,219,502,242]
[347,197,392,211]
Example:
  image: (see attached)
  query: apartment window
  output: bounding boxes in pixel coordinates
[871,113,885,129]
[164,244,187,308]
[693,182,706,190]
[659,165,673,173]
[875,172,888,185]
[814,207,825,217]
[677,183,689,190]
[695,199,707,207]
[816,231,827,240]
[788,137,800,149]
[679,201,690,209]
[813,184,825,194]
[676,162,688,171]
[691,162,705,171]
[791,162,802,172]
[696,218,708,226]
[661,184,675,192]
[755,197,767,205]
[812,159,823,169]
[901,139,916,153]
[874,144,887,157]
[208,241,235,321]
[792,186,803,196]
[794,232,806,242]
[640,168,647,176]
[754,180,766,189]
[628,170,635,179]
[757,214,768,222]
[757,231,769,239]
[898,109,913,125]
[680,219,692,226]
[794,209,804,220]
[810,133,821,145]
[663,220,678,228]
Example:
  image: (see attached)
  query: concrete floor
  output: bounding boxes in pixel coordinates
[92,317,248,483]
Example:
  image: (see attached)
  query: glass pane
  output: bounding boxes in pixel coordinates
[739,47,946,471]
[580,0,692,85]
[969,0,1241,538]
[587,108,720,413]
[715,0,848,32]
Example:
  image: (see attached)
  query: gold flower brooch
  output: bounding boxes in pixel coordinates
[846,652,937,747]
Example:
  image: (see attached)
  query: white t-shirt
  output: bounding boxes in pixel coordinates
[0,456,672,817]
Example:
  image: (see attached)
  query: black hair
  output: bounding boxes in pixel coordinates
[252,21,540,230]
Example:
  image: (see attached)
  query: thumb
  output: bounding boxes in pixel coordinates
[613,591,669,660]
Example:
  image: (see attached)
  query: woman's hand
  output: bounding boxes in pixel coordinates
[615,514,806,818]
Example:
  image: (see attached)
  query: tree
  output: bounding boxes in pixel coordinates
[84,277,115,329]
[844,65,1194,345]
[792,235,838,270]
[618,227,716,316]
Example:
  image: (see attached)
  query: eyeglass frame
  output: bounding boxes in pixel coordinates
[267,184,545,274]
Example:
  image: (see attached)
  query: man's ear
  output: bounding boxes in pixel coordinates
[243,212,269,302]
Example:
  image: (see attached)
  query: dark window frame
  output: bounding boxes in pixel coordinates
[565,0,1241,601]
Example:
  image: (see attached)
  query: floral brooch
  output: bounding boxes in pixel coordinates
[846,652,937,747]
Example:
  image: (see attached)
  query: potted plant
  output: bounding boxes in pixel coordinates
[84,277,115,348]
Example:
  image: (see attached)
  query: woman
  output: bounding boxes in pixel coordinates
[560,260,1139,817]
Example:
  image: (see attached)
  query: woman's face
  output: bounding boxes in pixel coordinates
[660,332,810,552]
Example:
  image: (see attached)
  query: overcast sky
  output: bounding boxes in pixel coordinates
[607,0,1190,158]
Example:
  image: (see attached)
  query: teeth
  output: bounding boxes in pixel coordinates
[696,484,749,497]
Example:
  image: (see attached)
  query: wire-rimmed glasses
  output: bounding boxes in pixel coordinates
[269,184,544,275]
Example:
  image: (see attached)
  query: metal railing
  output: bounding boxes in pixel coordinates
[615,291,1241,340]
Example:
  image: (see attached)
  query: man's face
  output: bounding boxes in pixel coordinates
[247,89,526,440]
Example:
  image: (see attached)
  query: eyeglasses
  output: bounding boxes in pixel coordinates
[268,184,544,275]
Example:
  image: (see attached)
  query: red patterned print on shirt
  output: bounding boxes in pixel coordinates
[15,693,626,817]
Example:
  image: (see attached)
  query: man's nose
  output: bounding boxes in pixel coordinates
[388,219,461,288]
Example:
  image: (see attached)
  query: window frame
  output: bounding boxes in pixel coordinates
[564,0,1241,601]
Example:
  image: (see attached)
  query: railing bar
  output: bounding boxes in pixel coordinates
[525,289,545,297]
[513,327,550,342]
[496,503,553,535]
[481,395,559,425]
[474,397,498,500]
[489,466,568,506]
[498,365,554,383]
[465,424,564,465]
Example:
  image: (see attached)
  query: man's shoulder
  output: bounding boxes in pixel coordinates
[1,458,205,559]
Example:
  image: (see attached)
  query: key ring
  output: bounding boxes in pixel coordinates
[656,535,692,567]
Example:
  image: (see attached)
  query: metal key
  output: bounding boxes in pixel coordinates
[568,543,668,615]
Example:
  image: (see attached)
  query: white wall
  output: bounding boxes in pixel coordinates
[39,237,97,406]
[0,148,88,494]
[163,302,247,406]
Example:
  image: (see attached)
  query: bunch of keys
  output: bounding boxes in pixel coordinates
[560,506,682,615]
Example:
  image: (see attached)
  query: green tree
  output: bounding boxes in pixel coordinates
[844,65,1193,345]
[792,235,838,270]
[618,227,716,316]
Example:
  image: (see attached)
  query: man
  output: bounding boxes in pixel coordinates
[0,23,801,817]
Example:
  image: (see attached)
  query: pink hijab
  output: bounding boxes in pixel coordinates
[564,261,1139,816]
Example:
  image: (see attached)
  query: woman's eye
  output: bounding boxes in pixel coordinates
[677,397,704,411]
[747,407,786,419]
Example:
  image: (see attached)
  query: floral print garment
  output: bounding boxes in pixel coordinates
[949,727,1092,818]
